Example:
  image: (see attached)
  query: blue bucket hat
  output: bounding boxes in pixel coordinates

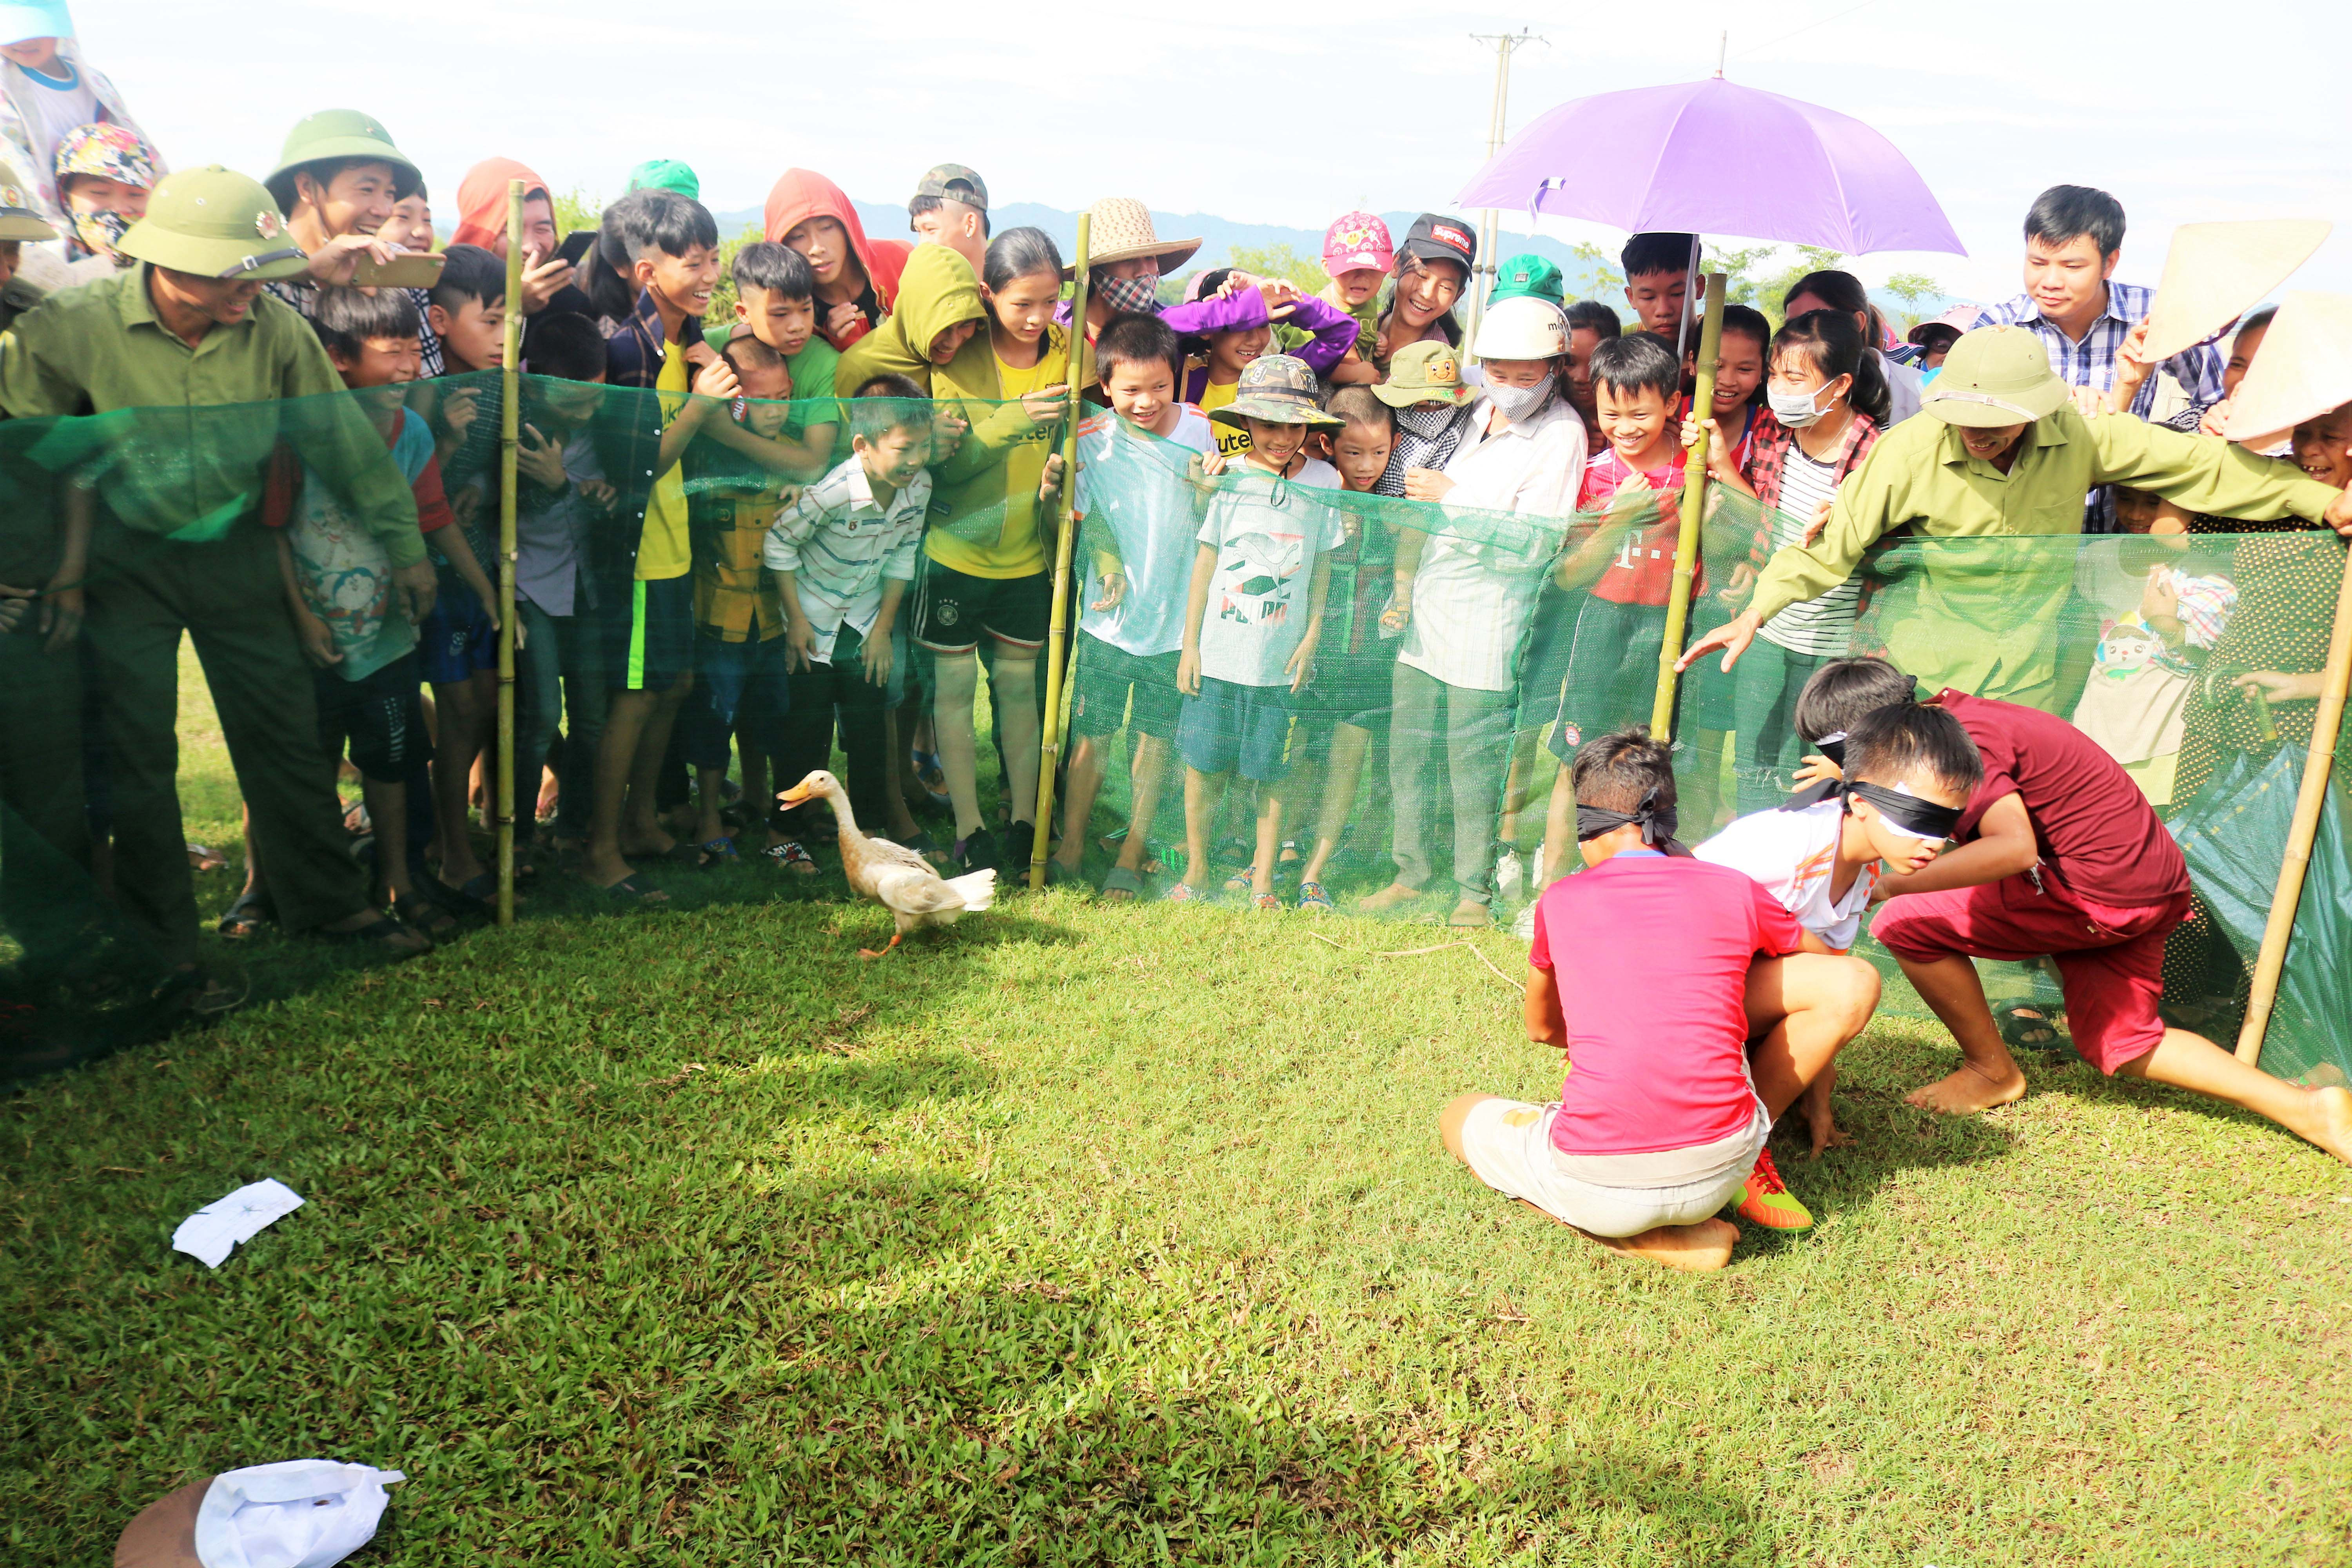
[0,2,72,47]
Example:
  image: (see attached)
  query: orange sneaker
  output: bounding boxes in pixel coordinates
[1733,1146,1813,1231]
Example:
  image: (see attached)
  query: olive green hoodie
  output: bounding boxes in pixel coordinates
[838,244,1089,568]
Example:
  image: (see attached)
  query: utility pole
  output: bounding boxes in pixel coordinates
[1467,26,1546,341]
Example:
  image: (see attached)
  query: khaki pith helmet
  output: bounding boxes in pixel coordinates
[0,160,56,243]
[263,108,422,213]
[115,165,308,281]
[1920,326,2068,427]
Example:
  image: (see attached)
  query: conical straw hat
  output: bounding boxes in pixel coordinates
[2142,218,2331,363]
[2221,290,2352,450]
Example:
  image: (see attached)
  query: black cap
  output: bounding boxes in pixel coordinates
[1399,212,1476,274]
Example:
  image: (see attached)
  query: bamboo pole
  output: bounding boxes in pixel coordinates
[1029,213,1092,892]
[1649,272,1725,738]
[494,178,524,928]
[2233,543,2352,1065]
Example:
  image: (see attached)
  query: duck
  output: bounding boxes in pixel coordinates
[777,769,996,958]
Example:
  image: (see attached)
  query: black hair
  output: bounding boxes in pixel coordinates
[1379,252,1464,348]
[1569,726,1678,815]
[1175,268,1245,361]
[427,243,506,314]
[1795,657,1919,743]
[851,372,932,444]
[1327,385,1393,431]
[309,283,421,361]
[719,333,787,382]
[2024,184,2125,258]
[2237,304,2278,339]
[1719,303,1771,350]
[1565,299,1622,339]
[1589,332,1681,403]
[1620,232,1696,280]
[731,240,815,302]
[1095,311,1182,383]
[633,190,719,260]
[982,226,1063,295]
[1844,702,1983,795]
[589,190,662,321]
[1773,308,1891,426]
[266,154,421,217]
[909,182,992,238]
[1908,322,1961,356]
[524,312,607,383]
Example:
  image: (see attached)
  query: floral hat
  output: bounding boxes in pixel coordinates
[54,120,158,192]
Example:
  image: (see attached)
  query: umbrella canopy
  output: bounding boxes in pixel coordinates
[1456,76,1965,256]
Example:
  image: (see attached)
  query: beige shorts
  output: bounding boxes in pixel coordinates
[1456,1097,1766,1237]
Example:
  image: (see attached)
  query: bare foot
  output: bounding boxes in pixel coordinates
[1357,882,1427,912]
[2304,1084,2352,1166]
[1905,1061,2029,1115]
[1802,1082,1851,1159]
[1448,897,1490,928]
[583,847,642,892]
[1591,1217,1740,1272]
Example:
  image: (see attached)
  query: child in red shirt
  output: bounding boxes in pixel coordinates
[1440,728,1880,1272]
[1821,658,2352,1165]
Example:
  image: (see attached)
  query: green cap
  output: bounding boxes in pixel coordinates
[1487,252,1565,308]
[1372,340,1477,409]
[263,109,421,213]
[0,160,57,243]
[913,163,988,212]
[1921,326,2067,428]
[626,158,700,200]
[117,165,308,281]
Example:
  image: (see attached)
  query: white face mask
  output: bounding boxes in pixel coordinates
[1768,382,1833,427]
[1486,373,1554,419]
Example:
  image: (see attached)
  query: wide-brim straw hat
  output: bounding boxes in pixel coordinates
[2142,218,2332,363]
[1920,326,2067,428]
[1066,197,1200,279]
[2221,290,2352,450]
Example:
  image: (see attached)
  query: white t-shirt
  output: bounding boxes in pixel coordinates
[1695,798,1876,952]
[1757,442,1856,658]
[1193,456,1345,688]
[1076,405,1216,658]
[20,60,97,179]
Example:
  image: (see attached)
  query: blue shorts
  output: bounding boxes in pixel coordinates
[1178,677,1293,783]
[417,588,497,686]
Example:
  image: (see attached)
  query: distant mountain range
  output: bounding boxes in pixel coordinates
[710,200,1957,320]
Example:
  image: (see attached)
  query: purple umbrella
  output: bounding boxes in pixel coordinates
[1455,75,1966,256]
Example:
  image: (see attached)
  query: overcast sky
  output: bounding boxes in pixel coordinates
[82,0,2352,303]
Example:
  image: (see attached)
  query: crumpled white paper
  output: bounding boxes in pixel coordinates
[193,1459,404,1568]
[171,1179,305,1269]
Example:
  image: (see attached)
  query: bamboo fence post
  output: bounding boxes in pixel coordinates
[2233,542,2352,1065]
[494,178,524,928]
[1029,213,1092,892]
[1649,272,1725,737]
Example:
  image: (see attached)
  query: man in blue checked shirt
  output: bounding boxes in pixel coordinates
[1973,184,2227,530]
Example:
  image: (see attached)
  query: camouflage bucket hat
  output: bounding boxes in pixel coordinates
[1372,340,1477,408]
[1209,354,1343,430]
[116,166,308,281]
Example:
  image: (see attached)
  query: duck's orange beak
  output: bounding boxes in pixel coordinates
[777,782,814,809]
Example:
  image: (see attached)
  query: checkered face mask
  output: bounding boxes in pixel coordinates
[1097,268,1160,316]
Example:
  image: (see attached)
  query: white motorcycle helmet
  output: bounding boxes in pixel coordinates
[1472,295,1571,360]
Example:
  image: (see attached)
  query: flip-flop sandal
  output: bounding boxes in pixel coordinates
[1222,869,1257,899]
[1161,881,1208,903]
[1100,865,1145,902]
[431,877,494,918]
[1996,1003,2065,1051]
[216,890,274,939]
[1252,893,1283,911]
[185,842,228,873]
[392,893,458,936]
[1296,880,1336,913]
[316,915,432,956]
[762,840,818,875]
[599,873,670,904]
[700,836,741,865]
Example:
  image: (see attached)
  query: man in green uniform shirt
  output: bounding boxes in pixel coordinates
[0,165,434,1008]
[1680,327,2352,706]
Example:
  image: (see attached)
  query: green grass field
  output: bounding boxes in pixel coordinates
[6,654,2352,1564]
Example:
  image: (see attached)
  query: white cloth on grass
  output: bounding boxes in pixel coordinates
[1695,797,1877,952]
[171,1179,305,1269]
[194,1460,405,1568]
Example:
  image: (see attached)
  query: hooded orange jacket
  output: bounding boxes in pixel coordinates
[761,169,911,352]
[451,157,550,250]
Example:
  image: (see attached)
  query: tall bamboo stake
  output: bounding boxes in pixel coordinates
[1649,272,1725,738]
[2233,544,2352,1065]
[494,179,524,927]
[1029,213,1092,892]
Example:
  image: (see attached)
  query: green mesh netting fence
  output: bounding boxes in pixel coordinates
[1,371,2345,1090]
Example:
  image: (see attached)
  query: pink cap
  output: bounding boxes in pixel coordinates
[1321,211,1394,278]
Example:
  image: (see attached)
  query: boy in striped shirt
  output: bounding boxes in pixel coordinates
[761,374,932,850]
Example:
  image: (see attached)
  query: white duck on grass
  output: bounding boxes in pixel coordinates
[777,770,996,957]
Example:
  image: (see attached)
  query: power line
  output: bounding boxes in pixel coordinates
[1734,0,1886,60]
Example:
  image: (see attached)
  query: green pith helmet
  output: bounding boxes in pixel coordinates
[116,166,308,281]
[0,160,57,243]
[1920,325,2067,427]
[263,109,421,214]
